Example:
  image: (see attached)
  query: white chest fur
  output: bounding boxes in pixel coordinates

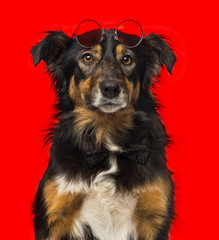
[56,154,138,240]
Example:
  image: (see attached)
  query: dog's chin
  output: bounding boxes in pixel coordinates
[98,103,128,113]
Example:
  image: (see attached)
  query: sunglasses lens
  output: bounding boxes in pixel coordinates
[75,20,102,47]
[117,20,143,47]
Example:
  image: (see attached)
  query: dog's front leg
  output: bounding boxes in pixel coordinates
[42,180,86,240]
[133,176,174,240]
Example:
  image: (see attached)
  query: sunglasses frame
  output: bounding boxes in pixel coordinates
[74,19,145,48]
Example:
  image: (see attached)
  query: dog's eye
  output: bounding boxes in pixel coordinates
[82,53,93,64]
[122,55,132,65]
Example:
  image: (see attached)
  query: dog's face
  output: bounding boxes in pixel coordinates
[69,30,141,113]
[31,30,176,114]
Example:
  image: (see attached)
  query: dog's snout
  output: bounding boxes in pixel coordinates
[100,80,121,99]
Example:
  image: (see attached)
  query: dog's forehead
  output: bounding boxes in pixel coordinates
[101,29,118,58]
[103,29,116,43]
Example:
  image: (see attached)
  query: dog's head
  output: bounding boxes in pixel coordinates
[31,30,176,114]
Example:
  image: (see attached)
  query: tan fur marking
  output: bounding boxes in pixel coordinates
[91,44,102,59]
[116,44,125,61]
[133,177,171,240]
[69,76,79,103]
[44,181,86,240]
[124,78,140,103]
[73,105,135,148]
[115,44,135,62]
[79,77,92,101]
[133,80,140,103]
[69,76,92,106]
[125,77,134,102]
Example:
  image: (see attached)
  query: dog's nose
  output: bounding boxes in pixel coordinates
[100,80,121,99]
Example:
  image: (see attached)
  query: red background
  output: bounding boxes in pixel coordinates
[1,0,218,239]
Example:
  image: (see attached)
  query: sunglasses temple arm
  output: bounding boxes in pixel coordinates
[100,29,105,42]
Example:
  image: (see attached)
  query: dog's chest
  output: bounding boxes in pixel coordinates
[57,154,138,240]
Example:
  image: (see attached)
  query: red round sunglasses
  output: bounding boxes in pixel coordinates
[73,19,146,48]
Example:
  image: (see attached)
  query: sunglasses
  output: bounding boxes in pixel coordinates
[73,19,145,48]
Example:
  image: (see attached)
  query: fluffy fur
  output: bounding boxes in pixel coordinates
[31,28,176,240]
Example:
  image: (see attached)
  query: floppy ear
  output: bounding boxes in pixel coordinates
[141,33,176,82]
[31,31,71,67]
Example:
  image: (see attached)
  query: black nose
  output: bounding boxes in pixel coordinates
[100,80,121,99]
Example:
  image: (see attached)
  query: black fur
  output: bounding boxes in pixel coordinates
[32,29,176,240]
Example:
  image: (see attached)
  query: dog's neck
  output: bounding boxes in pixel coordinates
[73,104,135,151]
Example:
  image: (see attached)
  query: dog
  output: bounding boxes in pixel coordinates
[31,24,176,240]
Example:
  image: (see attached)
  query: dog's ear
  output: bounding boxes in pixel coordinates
[141,33,176,82]
[31,31,71,67]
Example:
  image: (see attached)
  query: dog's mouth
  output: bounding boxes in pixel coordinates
[98,102,128,113]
